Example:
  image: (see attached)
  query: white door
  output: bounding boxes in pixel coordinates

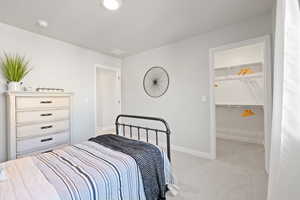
[96,67,121,133]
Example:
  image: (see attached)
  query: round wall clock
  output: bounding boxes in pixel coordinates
[143,66,169,98]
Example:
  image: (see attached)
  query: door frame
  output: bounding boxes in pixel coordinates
[94,64,121,134]
[208,35,272,172]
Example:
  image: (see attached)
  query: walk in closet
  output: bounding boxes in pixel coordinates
[214,43,266,145]
[211,37,272,173]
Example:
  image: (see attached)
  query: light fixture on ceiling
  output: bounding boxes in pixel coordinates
[102,0,122,11]
[36,20,48,28]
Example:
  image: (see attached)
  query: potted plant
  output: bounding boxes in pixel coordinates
[1,53,31,91]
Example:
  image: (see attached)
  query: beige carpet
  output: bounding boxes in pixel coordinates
[170,139,267,200]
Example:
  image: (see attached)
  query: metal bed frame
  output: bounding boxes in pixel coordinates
[115,114,171,161]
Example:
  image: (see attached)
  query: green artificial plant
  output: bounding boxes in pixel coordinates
[1,53,31,82]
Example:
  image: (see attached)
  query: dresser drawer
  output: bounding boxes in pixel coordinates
[17,144,68,158]
[17,132,69,154]
[16,97,69,110]
[17,109,69,124]
[17,120,69,138]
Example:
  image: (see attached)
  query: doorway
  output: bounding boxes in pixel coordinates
[209,36,272,173]
[95,65,121,135]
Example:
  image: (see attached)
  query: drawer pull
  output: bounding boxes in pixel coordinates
[41,138,53,143]
[41,125,53,130]
[40,113,53,117]
[40,101,53,104]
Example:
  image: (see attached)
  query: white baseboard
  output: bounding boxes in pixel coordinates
[171,144,214,160]
[217,131,264,145]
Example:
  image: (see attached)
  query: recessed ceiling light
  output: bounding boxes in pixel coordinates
[36,20,48,28]
[102,0,122,11]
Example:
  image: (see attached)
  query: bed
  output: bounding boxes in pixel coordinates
[0,115,175,200]
[0,115,174,200]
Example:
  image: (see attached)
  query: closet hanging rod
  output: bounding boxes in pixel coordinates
[216,104,263,108]
[216,104,243,108]
[215,72,263,81]
[214,62,263,70]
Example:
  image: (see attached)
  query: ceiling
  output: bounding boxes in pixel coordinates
[0,0,274,58]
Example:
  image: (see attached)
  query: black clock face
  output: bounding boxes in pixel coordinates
[143,66,169,98]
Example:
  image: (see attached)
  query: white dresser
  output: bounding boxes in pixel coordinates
[6,92,73,160]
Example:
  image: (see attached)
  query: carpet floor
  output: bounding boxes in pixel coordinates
[169,139,268,200]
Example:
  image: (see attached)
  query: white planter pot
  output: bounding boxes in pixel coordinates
[8,82,21,91]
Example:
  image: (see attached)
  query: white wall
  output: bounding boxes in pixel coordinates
[96,69,104,129]
[0,22,121,162]
[122,13,273,157]
[214,43,264,68]
[96,68,118,130]
[216,107,264,144]
[268,0,300,199]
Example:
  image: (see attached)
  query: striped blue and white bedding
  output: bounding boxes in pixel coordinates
[32,141,174,200]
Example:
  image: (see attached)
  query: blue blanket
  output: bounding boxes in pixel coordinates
[89,134,166,200]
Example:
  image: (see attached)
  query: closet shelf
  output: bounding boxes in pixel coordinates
[215,72,263,81]
[214,62,263,70]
